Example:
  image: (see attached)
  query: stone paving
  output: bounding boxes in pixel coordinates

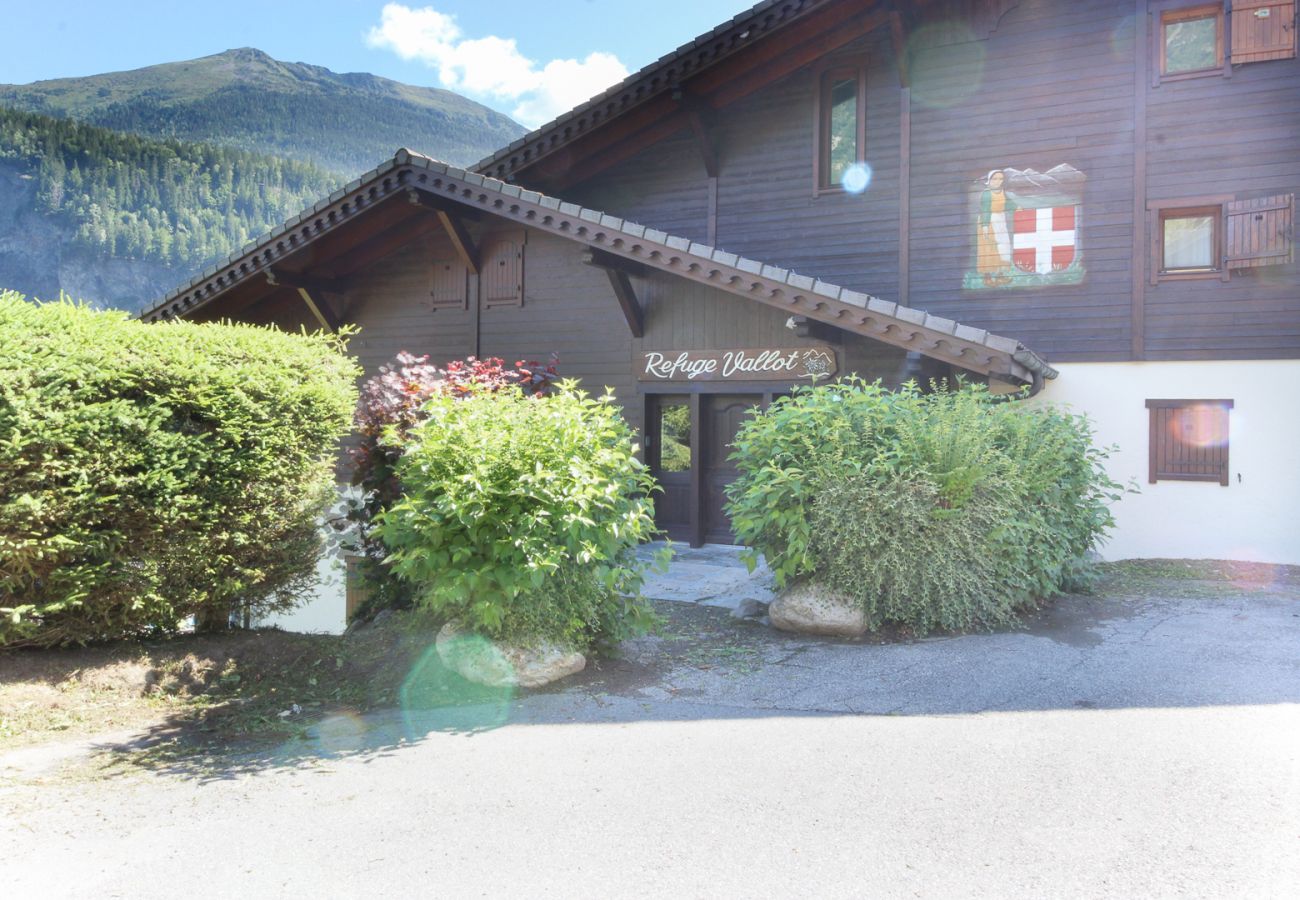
[636,541,776,611]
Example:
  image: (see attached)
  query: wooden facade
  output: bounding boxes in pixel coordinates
[144,0,1299,556]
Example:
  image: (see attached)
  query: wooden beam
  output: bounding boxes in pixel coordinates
[889,10,910,87]
[683,102,719,178]
[898,85,911,306]
[604,268,644,338]
[581,246,650,278]
[296,286,340,332]
[410,189,480,273]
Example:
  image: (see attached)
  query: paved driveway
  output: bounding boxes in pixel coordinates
[3,562,1299,898]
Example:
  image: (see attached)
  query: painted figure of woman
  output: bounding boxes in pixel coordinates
[976,169,1017,286]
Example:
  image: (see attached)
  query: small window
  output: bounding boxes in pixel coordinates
[814,63,866,194]
[1146,399,1233,485]
[1160,206,1221,273]
[1160,5,1225,77]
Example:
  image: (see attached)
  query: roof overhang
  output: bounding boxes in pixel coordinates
[141,150,1056,386]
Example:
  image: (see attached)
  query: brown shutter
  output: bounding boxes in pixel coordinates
[429,260,468,310]
[1231,1,1296,63]
[1224,194,1294,268]
[482,233,525,309]
[1146,399,1233,486]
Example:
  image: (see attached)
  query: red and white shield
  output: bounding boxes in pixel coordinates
[1012,206,1077,274]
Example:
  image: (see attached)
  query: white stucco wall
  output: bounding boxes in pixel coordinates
[1033,360,1300,565]
[258,488,358,635]
[260,548,349,634]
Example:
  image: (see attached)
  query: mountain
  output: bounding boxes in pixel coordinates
[0,107,343,311]
[0,49,526,311]
[0,48,524,176]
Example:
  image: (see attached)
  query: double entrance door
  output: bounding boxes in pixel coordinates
[647,392,774,546]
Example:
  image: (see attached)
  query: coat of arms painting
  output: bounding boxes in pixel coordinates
[963,164,1086,290]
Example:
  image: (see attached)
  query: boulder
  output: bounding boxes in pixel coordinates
[435,623,586,688]
[768,582,867,637]
[730,598,769,620]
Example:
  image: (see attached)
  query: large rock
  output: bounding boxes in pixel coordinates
[768,582,867,637]
[435,623,586,688]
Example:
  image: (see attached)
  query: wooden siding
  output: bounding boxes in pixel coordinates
[554,0,1299,365]
[325,223,913,466]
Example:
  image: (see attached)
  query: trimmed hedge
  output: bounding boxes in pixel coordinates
[374,381,660,650]
[726,379,1123,634]
[0,292,360,647]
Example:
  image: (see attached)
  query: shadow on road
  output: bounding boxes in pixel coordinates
[72,560,1300,783]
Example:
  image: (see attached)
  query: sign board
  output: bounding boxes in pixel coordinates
[637,346,837,382]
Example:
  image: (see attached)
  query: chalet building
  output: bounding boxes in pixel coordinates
[143,0,1298,631]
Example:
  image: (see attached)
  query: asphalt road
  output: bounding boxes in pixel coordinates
[4,585,1299,899]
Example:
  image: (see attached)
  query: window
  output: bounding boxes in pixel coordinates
[813,62,866,194]
[1149,194,1294,281]
[1160,5,1224,76]
[1161,206,1221,273]
[1146,399,1233,485]
[1153,1,1295,83]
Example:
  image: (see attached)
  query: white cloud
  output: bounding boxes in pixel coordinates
[365,3,630,128]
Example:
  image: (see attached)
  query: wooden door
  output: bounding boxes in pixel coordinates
[702,394,763,544]
[647,395,693,541]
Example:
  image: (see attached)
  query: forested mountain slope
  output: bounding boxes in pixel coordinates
[0,48,524,175]
[0,108,342,311]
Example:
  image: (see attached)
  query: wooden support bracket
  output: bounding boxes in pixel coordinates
[582,246,644,336]
[295,286,341,332]
[681,99,719,177]
[605,267,644,338]
[267,269,344,330]
[409,189,480,273]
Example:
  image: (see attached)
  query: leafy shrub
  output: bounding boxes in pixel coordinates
[726,378,1122,634]
[812,476,1021,632]
[0,292,359,647]
[374,381,658,650]
[346,353,559,619]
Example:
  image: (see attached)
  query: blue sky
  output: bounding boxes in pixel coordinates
[0,1,757,127]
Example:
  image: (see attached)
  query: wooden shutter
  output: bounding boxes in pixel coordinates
[1146,399,1233,486]
[482,233,525,309]
[429,260,468,310]
[1230,1,1296,63]
[1224,194,1294,268]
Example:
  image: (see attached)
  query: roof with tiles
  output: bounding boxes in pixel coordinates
[140,148,1055,384]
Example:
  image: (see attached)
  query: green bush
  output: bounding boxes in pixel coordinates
[0,292,359,647]
[726,379,1122,634]
[374,381,660,650]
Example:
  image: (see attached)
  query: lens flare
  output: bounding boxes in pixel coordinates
[842,162,873,194]
[1166,403,1228,449]
[1111,15,1137,58]
[312,711,369,756]
[398,639,515,739]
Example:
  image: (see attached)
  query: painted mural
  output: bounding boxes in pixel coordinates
[963,164,1086,290]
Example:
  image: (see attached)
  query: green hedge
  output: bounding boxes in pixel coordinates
[0,292,359,647]
[374,382,660,650]
[726,379,1123,633]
